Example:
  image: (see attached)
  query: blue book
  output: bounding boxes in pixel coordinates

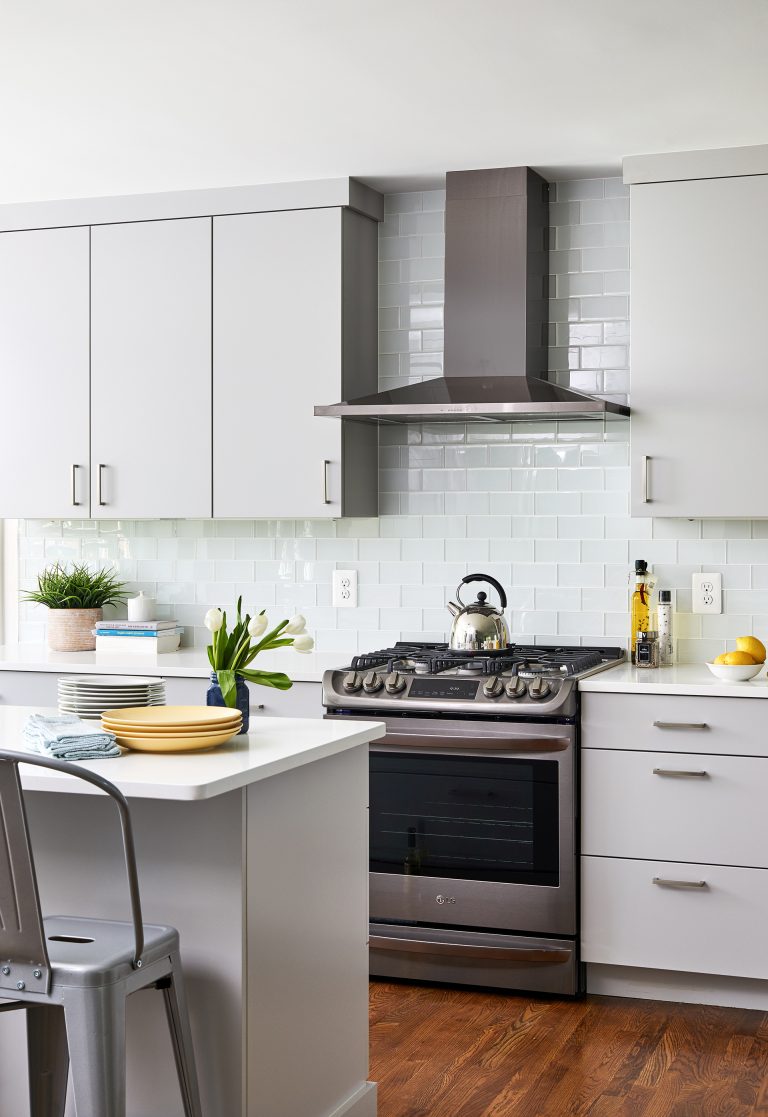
[93,628,183,637]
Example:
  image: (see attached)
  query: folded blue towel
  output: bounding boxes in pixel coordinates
[23,714,121,760]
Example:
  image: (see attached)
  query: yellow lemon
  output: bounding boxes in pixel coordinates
[713,653,730,665]
[722,650,757,666]
[736,636,767,664]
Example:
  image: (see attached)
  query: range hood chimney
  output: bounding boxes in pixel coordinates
[315,166,629,423]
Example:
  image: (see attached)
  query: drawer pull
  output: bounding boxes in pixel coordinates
[652,721,709,731]
[653,877,708,890]
[653,767,709,779]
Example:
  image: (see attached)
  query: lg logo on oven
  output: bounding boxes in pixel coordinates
[435,894,456,905]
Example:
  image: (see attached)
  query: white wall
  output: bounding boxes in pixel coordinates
[2,2,767,202]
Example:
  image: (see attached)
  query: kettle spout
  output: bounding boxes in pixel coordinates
[447,601,461,617]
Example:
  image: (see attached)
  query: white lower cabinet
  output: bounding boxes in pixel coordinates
[582,857,768,981]
[581,692,768,986]
[0,670,322,718]
[582,748,768,867]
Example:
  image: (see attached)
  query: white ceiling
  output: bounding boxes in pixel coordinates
[2,0,766,203]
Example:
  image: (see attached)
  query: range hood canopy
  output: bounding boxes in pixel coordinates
[315,165,629,424]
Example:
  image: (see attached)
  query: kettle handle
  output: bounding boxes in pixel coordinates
[459,572,508,610]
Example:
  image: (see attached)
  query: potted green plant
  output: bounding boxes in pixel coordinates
[22,562,129,652]
[205,597,314,731]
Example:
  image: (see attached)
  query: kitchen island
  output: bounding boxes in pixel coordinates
[0,706,385,1117]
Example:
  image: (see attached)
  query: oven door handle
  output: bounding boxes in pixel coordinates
[378,731,570,752]
[369,934,572,964]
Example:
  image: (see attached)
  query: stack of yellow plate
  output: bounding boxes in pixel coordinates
[101,705,243,752]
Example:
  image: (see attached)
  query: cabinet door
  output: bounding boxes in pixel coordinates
[213,209,343,518]
[91,218,212,517]
[0,227,90,516]
[630,175,768,517]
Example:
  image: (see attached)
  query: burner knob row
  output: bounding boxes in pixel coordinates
[482,675,553,700]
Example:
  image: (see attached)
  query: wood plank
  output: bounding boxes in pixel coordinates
[370,982,768,1117]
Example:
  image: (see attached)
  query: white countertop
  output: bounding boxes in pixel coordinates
[0,706,385,801]
[0,644,345,683]
[579,662,768,698]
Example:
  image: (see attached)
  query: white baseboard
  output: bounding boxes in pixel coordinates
[326,1081,377,1117]
[587,964,768,1010]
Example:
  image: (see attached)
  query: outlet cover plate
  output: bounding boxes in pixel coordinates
[692,572,722,614]
[333,569,358,608]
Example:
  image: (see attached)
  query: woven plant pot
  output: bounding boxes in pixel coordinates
[46,608,103,652]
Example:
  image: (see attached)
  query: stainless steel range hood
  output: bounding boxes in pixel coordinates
[315,166,629,423]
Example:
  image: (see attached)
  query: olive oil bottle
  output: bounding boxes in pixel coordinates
[630,559,656,664]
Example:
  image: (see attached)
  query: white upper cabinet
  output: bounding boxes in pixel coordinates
[0,179,381,520]
[629,156,768,517]
[213,207,378,519]
[0,227,90,517]
[90,218,212,518]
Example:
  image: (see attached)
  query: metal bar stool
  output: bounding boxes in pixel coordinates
[0,749,203,1117]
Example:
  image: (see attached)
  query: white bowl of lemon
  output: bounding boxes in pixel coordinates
[706,636,766,681]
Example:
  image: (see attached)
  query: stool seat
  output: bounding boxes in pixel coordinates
[44,915,178,987]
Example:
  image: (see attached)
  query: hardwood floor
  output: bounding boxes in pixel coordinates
[370,980,768,1116]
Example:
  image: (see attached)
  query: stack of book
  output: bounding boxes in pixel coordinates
[94,619,183,655]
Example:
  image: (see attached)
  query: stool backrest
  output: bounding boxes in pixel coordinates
[0,750,145,996]
[0,760,50,994]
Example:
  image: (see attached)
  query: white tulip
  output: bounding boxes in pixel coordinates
[204,607,224,632]
[292,633,314,653]
[284,614,306,635]
[248,613,268,637]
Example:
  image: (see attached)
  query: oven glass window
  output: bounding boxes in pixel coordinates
[370,752,559,886]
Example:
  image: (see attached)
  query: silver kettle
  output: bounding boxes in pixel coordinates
[447,573,511,651]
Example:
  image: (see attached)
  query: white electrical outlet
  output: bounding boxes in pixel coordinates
[692,572,722,614]
[332,569,358,608]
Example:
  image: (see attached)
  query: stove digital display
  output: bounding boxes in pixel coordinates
[408,678,480,700]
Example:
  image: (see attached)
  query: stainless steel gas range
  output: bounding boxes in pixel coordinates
[322,642,625,996]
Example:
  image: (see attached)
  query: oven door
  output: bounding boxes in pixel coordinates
[364,715,576,937]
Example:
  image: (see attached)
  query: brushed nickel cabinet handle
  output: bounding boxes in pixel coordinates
[98,464,107,506]
[642,454,651,503]
[653,767,709,778]
[71,464,81,507]
[653,721,709,731]
[322,459,331,505]
[653,877,708,890]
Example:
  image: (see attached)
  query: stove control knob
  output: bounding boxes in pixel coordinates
[385,671,406,694]
[343,671,362,693]
[528,676,552,700]
[505,677,527,699]
[483,675,504,698]
[362,670,383,694]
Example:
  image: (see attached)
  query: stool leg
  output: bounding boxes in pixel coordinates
[27,1005,68,1117]
[61,984,127,1117]
[161,952,203,1117]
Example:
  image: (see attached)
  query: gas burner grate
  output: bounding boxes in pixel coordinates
[350,642,624,679]
[350,641,516,674]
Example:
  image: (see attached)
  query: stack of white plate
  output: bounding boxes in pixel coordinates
[58,675,166,719]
